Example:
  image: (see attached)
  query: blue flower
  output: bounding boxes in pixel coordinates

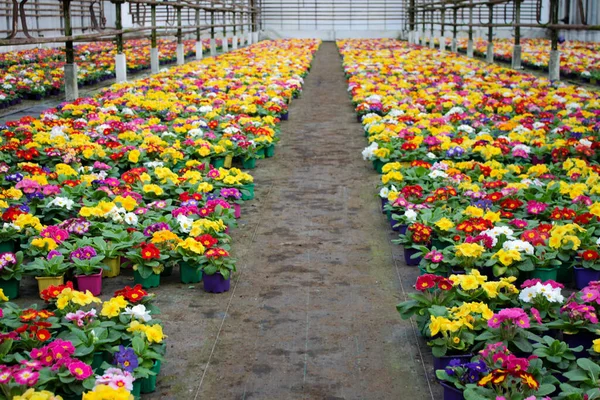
[113,345,139,372]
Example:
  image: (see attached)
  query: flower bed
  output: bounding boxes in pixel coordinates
[338,38,600,399]
[0,38,320,398]
[0,38,210,106]
[456,38,600,81]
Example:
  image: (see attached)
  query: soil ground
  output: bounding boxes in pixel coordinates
[11,42,442,399]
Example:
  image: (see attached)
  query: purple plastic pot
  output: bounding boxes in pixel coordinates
[203,273,231,293]
[280,112,289,121]
[573,267,600,290]
[433,354,473,374]
[381,198,388,214]
[440,382,465,400]
[75,271,103,296]
[404,247,421,266]
[390,215,401,232]
[234,203,241,219]
[563,331,595,357]
[398,224,408,236]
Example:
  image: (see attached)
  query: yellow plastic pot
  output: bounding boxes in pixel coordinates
[35,276,64,298]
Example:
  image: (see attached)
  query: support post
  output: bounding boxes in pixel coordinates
[548,0,560,80]
[150,4,159,73]
[222,11,229,52]
[62,0,78,100]
[421,9,426,46]
[451,3,458,52]
[486,4,494,63]
[232,10,237,49]
[408,0,415,43]
[195,8,202,60]
[113,0,126,82]
[176,6,184,65]
[439,9,445,50]
[467,0,474,57]
[210,11,217,56]
[512,0,522,69]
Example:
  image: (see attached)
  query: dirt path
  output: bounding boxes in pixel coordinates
[178,42,438,400]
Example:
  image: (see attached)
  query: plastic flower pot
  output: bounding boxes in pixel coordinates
[91,351,105,373]
[557,263,573,285]
[529,266,559,282]
[132,380,142,399]
[134,270,160,289]
[380,198,388,214]
[241,183,255,201]
[203,273,231,293]
[212,157,225,169]
[241,157,257,169]
[141,360,161,394]
[372,159,385,174]
[563,331,595,357]
[35,276,64,298]
[404,248,421,266]
[280,111,289,121]
[234,203,241,219]
[103,256,121,278]
[265,145,275,158]
[390,215,401,232]
[573,267,600,290]
[0,278,20,300]
[433,354,473,374]
[357,114,362,123]
[440,382,465,400]
[255,148,265,158]
[0,240,16,253]
[398,224,408,236]
[180,262,203,284]
[75,271,103,296]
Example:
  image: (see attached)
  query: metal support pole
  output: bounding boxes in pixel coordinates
[150,4,159,73]
[210,11,216,56]
[113,0,126,82]
[467,0,474,57]
[549,0,560,80]
[62,0,78,100]
[195,8,202,60]
[429,9,434,48]
[440,9,446,50]
[451,4,458,52]
[409,0,415,43]
[176,6,184,65]
[222,11,228,52]
[421,9,426,45]
[486,4,494,63]
[512,0,522,69]
[232,11,237,49]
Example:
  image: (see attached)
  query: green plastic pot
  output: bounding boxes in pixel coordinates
[255,148,265,158]
[529,266,559,282]
[0,278,20,300]
[0,240,16,253]
[241,157,257,169]
[160,265,173,277]
[265,145,275,158]
[91,351,105,373]
[132,380,142,399]
[212,157,225,169]
[241,183,255,201]
[180,262,202,284]
[372,159,385,174]
[557,263,573,285]
[133,270,160,289]
[140,360,161,394]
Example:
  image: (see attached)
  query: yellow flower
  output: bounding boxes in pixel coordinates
[31,237,58,251]
[114,195,137,212]
[0,289,8,302]
[590,202,600,217]
[101,296,128,318]
[178,238,206,255]
[142,184,163,196]
[82,385,133,400]
[151,230,181,244]
[144,324,166,343]
[14,388,64,400]
[71,290,100,307]
[463,206,484,218]
[434,218,454,231]
[454,243,485,258]
[429,315,445,336]
[128,149,141,163]
[492,249,522,266]
[593,338,600,353]
[458,275,479,291]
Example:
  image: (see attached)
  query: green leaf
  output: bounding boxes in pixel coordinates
[132,336,145,355]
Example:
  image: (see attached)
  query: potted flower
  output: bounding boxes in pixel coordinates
[436,359,489,400]
[397,274,456,336]
[0,223,20,253]
[518,279,565,322]
[393,222,433,266]
[558,358,600,399]
[125,243,168,289]
[427,302,493,371]
[175,238,205,284]
[92,233,137,278]
[475,307,543,355]
[0,251,24,299]
[200,247,235,293]
[23,254,71,298]
[71,245,106,296]
[574,248,600,289]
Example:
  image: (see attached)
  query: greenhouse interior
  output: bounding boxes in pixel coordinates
[2,0,600,399]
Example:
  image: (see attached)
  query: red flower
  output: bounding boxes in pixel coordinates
[582,250,599,261]
[437,278,453,291]
[115,284,148,303]
[41,281,74,301]
[196,234,218,249]
[415,275,436,291]
[36,329,51,342]
[140,243,160,260]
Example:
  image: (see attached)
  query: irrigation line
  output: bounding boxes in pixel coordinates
[193,182,274,399]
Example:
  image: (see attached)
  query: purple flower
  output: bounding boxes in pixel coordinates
[70,246,97,261]
[47,250,61,260]
[143,222,171,237]
[113,346,139,372]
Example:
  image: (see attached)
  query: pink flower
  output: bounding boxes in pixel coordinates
[15,179,41,194]
[526,200,548,215]
[530,308,542,324]
[509,219,528,228]
[425,249,443,263]
[42,185,61,196]
[13,368,39,386]
[0,366,11,384]
[68,360,92,380]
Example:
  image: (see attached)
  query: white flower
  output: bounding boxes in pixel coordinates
[124,213,138,225]
[426,152,437,159]
[579,139,593,147]
[387,109,404,117]
[512,144,531,154]
[361,142,378,160]
[144,161,164,169]
[122,108,135,116]
[123,304,152,322]
[428,170,448,179]
[177,215,194,233]
[445,106,464,116]
[596,237,600,246]
[199,105,213,113]
[519,283,563,303]
[379,187,390,199]
[457,125,474,134]
[50,126,68,140]
[47,197,75,210]
[404,209,418,222]
[503,240,534,255]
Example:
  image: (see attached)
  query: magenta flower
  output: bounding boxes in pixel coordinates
[425,249,443,263]
[530,308,542,324]
[13,368,39,386]
[509,219,528,228]
[67,360,93,380]
[526,200,548,215]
